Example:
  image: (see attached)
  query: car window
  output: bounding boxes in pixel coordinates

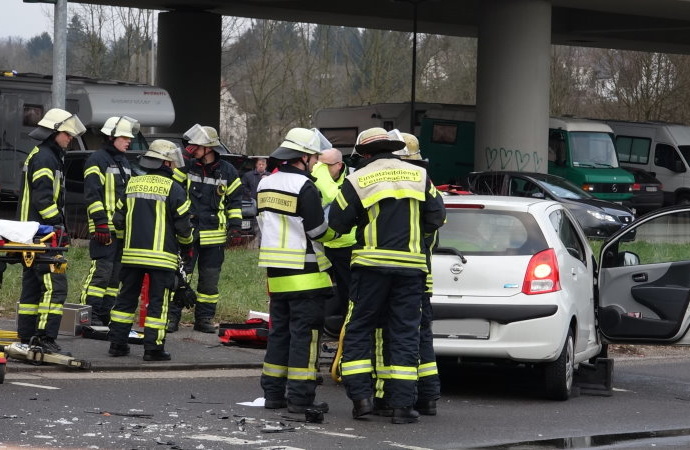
[472,174,502,195]
[549,209,586,263]
[654,144,682,171]
[606,210,690,267]
[438,208,548,255]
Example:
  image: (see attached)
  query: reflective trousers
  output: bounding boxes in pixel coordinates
[109,267,174,351]
[374,293,441,403]
[170,243,224,321]
[17,263,67,340]
[341,268,424,408]
[260,291,327,406]
[80,236,122,320]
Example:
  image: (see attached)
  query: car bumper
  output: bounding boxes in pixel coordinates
[431,298,567,362]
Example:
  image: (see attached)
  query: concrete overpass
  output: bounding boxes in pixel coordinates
[72,0,690,171]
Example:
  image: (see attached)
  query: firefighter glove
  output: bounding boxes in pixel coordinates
[93,224,112,245]
[180,244,194,265]
[228,229,243,247]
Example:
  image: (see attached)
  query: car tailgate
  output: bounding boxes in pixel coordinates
[431,253,531,298]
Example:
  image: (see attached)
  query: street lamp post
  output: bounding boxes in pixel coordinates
[394,0,426,133]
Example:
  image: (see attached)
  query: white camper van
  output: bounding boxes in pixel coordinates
[0,71,175,200]
[606,120,690,205]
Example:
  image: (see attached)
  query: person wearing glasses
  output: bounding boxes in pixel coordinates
[16,108,86,354]
[311,149,356,338]
[79,116,138,327]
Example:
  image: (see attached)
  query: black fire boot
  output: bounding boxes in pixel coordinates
[193,318,216,334]
[373,398,393,417]
[108,343,130,357]
[392,406,420,424]
[287,401,329,414]
[351,398,373,419]
[414,399,437,416]
[143,349,171,361]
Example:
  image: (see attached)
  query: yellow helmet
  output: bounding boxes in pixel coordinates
[393,132,422,160]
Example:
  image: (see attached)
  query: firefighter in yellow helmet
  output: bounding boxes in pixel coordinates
[258,127,339,414]
[17,108,86,354]
[108,140,193,361]
[329,127,446,424]
[79,116,138,326]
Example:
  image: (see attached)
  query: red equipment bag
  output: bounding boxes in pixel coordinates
[218,318,269,348]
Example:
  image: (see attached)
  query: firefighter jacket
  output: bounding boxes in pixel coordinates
[83,143,132,237]
[187,157,242,247]
[311,161,356,250]
[18,139,66,225]
[257,164,339,295]
[329,153,446,273]
[114,166,194,272]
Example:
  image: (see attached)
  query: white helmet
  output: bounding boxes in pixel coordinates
[29,108,86,140]
[183,124,227,154]
[139,139,185,169]
[100,116,140,138]
[271,128,332,160]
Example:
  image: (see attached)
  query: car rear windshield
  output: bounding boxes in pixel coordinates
[438,208,548,256]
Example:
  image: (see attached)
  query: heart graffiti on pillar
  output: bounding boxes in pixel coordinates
[533,152,543,172]
[499,148,513,169]
[515,150,531,171]
[485,147,498,169]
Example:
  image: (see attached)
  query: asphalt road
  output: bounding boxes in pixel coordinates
[3,355,690,449]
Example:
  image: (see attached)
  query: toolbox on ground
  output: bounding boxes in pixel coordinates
[59,303,92,336]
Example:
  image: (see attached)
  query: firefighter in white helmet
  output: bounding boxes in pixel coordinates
[108,139,193,361]
[17,108,86,354]
[166,124,243,334]
[79,116,138,326]
[258,127,339,414]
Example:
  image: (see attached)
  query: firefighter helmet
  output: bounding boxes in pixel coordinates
[183,124,228,154]
[392,132,423,160]
[354,127,405,155]
[139,139,185,169]
[271,128,332,160]
[29,108,86,140]
[100,116,140,138]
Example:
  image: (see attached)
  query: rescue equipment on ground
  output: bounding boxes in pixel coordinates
[0,340,91,370]
[219,318,269,348]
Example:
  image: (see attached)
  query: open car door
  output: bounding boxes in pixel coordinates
[598,206,690,344]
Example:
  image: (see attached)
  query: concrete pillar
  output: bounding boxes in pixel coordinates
[475,0,551,173]
[157,11,222,133]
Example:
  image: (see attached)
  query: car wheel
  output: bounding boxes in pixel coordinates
[676,193,690,205]
[543,328,574,401]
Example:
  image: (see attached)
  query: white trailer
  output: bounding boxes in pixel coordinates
[0,71,175,199]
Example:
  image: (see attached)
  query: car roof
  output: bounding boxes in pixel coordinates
[442,194,560,211]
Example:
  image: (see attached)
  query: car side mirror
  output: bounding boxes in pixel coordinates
[531,192,545,199]
[618,251,640,266]
[566,247,581,260]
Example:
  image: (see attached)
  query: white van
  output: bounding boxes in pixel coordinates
[606,120,690,205]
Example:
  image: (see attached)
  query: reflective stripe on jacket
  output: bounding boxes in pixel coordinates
[329,154,446,272]
[118,169,194,271]
[83,145,132,236]
[18,141,65,225]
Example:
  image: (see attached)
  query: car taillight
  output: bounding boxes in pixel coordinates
[631,183,641,191]
[522,249,560,295]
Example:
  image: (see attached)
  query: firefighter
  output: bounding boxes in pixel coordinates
[310,148,356,337]
[16,108,86,353]
[167,124,242,334]
[79,116,138,326]
[372,132,442,417]
[258,127,338,414]
[328,127,446,424]
[108,139,193,361]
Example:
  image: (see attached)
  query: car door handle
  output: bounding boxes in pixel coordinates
[632,273,648,282]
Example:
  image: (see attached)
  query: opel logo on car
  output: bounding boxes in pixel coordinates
[450,263,463,274]
[611,184,618,192]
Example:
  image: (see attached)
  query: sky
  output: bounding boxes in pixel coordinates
[1,0,56,40]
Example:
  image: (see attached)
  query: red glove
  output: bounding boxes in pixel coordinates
[228,229,243,247]
[93,224,111,245]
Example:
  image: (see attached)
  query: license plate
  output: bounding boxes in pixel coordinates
[242,220,251,229]
[646,186,658,192]
[432,319,490,339]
